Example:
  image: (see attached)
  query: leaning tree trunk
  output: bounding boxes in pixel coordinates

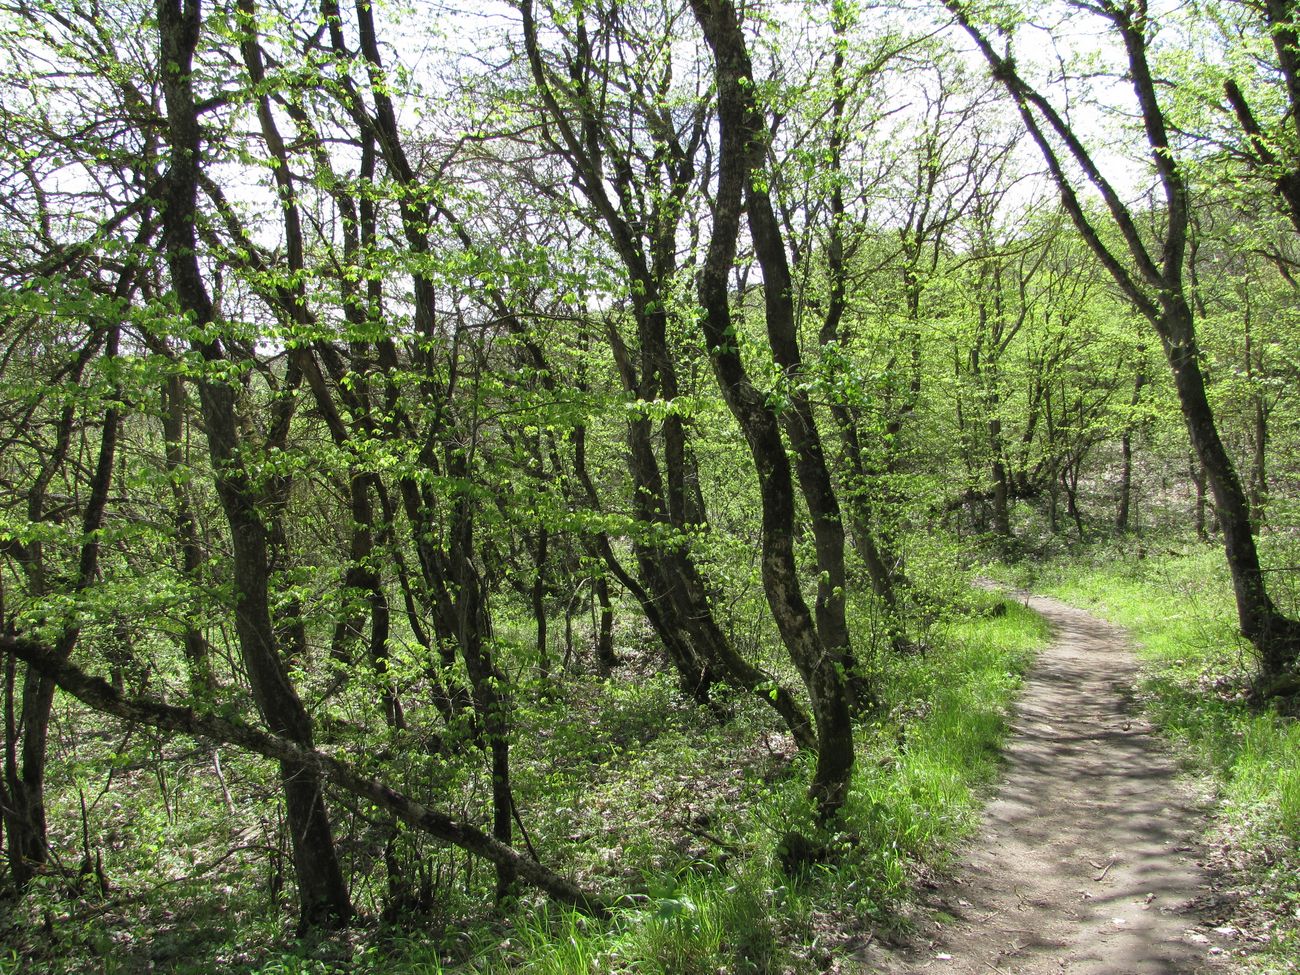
[690,0,855,820]
[1162,298,1300,686]
[946,0,1300,693]
[4,632,608,917]
[516,2,820,728]
[570,423,816,745]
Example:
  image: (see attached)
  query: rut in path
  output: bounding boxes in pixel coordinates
[856,593,1232,975]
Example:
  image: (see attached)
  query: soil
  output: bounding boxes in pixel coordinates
[853,593,1241,975]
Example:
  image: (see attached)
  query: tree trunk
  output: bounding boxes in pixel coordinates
[1161,299,1300,684]
[1116,430,1133,533]
[161,375,216,694]
[690,0,855,820]
[989,421,1011,539]
[740,15,862,704]
[3,669,57,888]
[1116,367,1146,533]
[518,3,816,728]
[156,0,351,930]
[533,526,550,681]
[593,575,617,675]
[448,466,516,899]
[1061,460,1085,541]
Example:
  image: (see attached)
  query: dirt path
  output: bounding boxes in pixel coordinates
[855,593,1232,975]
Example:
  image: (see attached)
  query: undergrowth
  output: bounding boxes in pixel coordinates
[990,540,1300,973]
[1,587,1045,975]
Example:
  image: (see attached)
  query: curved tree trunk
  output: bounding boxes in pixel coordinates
[157,0,351,930]
[690,0,856,820]
[1161,299,1300,686]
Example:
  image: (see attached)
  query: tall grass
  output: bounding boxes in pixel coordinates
[227,590,1047,975]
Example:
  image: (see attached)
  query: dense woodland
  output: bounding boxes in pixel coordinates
[0,0,1298,971]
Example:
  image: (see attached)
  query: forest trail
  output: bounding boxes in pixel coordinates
[855,593,1233,975]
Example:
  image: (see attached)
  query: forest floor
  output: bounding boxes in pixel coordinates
[851,592,1242,975]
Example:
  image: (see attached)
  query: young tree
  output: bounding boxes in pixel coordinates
[947,0,1300,693]
[689,0,857,818]
[155,0,352,928]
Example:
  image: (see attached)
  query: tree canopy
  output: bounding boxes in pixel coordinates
[0,0,1297,967]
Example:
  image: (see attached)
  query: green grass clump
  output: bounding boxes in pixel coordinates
[879,599,1046,840]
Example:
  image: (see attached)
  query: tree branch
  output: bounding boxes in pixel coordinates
[1,634,610,917]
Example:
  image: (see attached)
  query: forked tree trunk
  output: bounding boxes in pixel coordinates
[690,0,855,820]
[516,8,819,738]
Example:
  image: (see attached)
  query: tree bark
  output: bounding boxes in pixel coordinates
[594,575,617,675]
[1161,298,1300,682]
[690,0,855,819]
[156,0,351,930]
[745,133,859,702]
[1190,454,1209,542]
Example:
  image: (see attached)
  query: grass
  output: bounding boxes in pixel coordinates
[5,583,1047,975]
[989,541,1300,973]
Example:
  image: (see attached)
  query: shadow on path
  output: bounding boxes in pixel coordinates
[855,593,1229,975]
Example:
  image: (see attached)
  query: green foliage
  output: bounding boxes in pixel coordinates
[2,571,1045,974]
[5,0,1299,971]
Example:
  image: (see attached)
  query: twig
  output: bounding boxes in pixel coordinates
[677,819,743,855]
[512,796,540,862]
[212,747,235,816]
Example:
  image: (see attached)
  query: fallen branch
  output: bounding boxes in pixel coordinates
[2,634,609,918]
